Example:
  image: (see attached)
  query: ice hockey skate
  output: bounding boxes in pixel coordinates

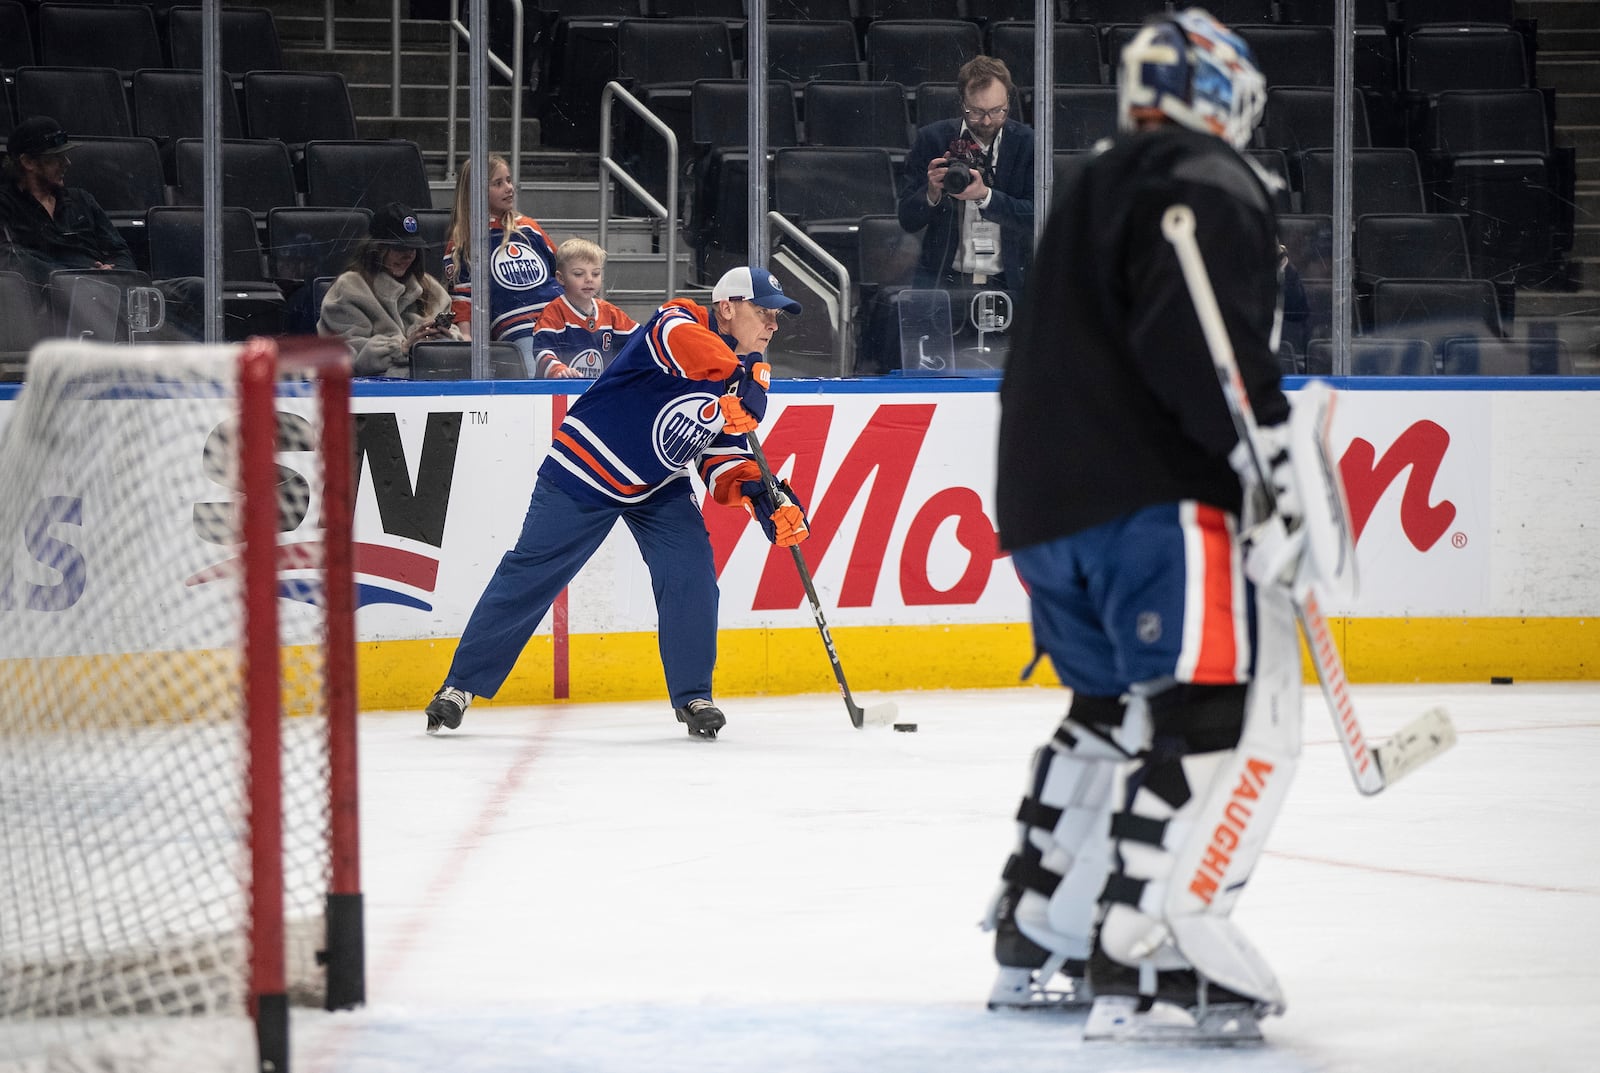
[985,887,1092,1011]
[1082,947,1270,1045]
[674,698,726,740]
[425,687,472,735]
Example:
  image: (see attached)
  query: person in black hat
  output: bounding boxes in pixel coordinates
[0,115,134,282]
[317,201,461,376]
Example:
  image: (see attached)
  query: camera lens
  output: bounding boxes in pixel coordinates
[942,161,972,195]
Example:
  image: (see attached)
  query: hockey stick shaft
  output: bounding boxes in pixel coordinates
[743,427,869,729]
[1160,204,1454,795]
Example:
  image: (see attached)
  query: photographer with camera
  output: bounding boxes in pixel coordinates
[317,201,462,377]
[897,55,1036,297]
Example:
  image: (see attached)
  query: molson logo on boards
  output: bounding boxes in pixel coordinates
[1339,419,1457,552]
[185,410,464,611]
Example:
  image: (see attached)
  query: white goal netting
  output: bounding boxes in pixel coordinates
[0,340,357,1071]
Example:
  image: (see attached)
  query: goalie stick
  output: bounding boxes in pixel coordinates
[743,427,899,730]
[1160,203,1457,795]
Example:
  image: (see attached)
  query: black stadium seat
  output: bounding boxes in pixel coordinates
[0,0,35,72]
[802,81,912,159]
[1300,148,1426,217]
[988,22,1104,87]
[145,206,271,284]
[767,21,862,88]
[302,139,431,212]
[866,20,984,91]
[37,2,163,77]
[133,69,246,147]
[167,6,284,77]
[242,71,358,150]
[267,206,372,283]
[174,139,297,219]
[14,67,132,138]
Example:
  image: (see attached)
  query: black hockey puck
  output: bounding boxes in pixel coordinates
[893,722,918,733]
[1490,676,1513,685]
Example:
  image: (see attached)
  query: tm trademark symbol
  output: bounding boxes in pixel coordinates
[1452,531,1467,549]
[470,410,489,424]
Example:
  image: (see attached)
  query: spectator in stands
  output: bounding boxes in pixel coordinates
[0,115,202,339]
[442,153,561,369]
[318,201,461,377]
[528,237,639,378]
[0,116,131,280]
[897,56,1036,297]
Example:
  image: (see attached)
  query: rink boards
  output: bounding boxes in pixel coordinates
[1,376,1595,708]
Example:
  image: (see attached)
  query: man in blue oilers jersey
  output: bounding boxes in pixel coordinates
[423,265,812,741]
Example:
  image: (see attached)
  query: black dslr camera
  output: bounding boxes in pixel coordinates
[941,136,990,195]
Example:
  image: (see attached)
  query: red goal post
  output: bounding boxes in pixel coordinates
[0,336,362,1073]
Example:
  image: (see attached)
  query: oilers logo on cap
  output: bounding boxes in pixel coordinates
[492,242,551,291]
[712,265,804,314]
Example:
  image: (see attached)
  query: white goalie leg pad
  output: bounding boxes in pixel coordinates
[992,697,1150,963]
[1099,587,1303,1010]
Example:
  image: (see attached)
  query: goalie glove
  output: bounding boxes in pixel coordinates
[720,357,771,434]
[1231,422,1306,589]
[741,478,809,548]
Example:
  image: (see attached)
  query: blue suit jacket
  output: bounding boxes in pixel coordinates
[895,117,1036,290]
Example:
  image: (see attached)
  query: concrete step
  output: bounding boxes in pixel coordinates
[1554,92,1600,125]
[1573,225,1600,259]
[284,47,463,86]
[358,114,541,151]
[1521,0,1600,34]
[1559,124,1600,158]
[349,83,526,117]
[1538,57,1600,94]
[275,15,453,48]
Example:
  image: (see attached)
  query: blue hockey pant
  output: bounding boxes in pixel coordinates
[444,478,719,708]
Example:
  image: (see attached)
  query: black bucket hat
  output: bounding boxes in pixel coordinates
[370,202,429,248]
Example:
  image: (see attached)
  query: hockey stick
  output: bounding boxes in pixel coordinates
[1160,203,1456,795]
[743,427,899,730]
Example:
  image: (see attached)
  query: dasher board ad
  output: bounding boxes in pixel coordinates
[2,381,1596,674]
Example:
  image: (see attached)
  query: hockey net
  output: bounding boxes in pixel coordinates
[0,338,361,1072]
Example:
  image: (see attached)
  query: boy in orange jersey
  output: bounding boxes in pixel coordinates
[528,237,639,378]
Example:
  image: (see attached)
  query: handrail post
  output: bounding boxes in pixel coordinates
[765,210,854,377]
[444,0,524,189]
[599,81,679,301]
[391,0,402,118]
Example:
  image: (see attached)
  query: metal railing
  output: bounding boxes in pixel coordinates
[598,81,679,301]
[767,212,854,377]
[444,0,523,190]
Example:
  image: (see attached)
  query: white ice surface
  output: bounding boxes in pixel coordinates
[292,684,1600,1073]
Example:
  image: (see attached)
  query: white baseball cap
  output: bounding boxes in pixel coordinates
[712,265,802,315]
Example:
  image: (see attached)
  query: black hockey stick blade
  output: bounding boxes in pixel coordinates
[1373,707,1457,787]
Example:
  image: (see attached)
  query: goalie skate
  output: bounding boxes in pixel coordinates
[987,961,1093,1012]
[1083,993,1266,1045]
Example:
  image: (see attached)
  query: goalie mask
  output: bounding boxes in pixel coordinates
[1117,8,1266,152]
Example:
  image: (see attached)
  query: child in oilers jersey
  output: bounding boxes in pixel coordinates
[441,153,561,366]
[528,237,640,379]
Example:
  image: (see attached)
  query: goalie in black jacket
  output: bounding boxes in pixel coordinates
[986,9,1308,1043]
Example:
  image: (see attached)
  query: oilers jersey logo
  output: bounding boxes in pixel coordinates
[491,242,550,291]
[652,394,721,469]
[569,349,604,378]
